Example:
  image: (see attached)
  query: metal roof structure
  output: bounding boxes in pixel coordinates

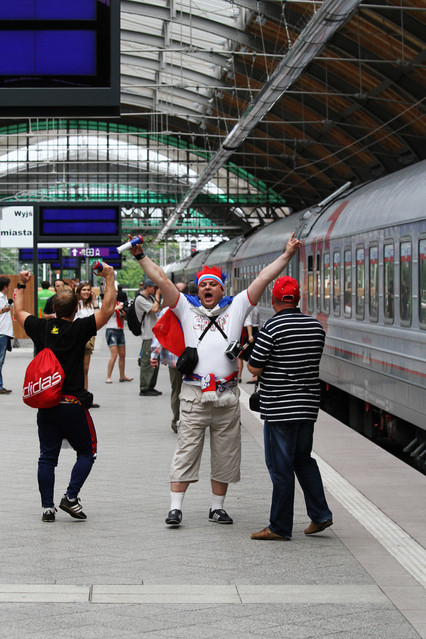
[0,0,425,240]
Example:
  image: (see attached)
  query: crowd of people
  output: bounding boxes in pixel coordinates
[0,233,333,540]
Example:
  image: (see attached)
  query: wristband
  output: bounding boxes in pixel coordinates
[134,252,145,261]
[17,283,26,289]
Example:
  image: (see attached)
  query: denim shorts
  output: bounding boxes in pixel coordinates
[106,328,125,347]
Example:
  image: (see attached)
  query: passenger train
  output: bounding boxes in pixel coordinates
[164,162,426,469]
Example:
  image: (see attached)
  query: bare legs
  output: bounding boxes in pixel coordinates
[107,344,128,381]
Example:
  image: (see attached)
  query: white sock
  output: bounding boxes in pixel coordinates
[170,491,185,511]
[211,493,225,511]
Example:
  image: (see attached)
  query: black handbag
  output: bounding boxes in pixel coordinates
[176,316,229,376]
[249,381,260,411]
[176,346,199,375]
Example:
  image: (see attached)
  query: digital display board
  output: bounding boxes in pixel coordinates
[51,257,79,270]
[0,0,120,117]
[102,255,122,270]
[38,205,121,242]
[19,248,60,262]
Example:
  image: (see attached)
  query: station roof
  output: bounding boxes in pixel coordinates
[1,0,425,239]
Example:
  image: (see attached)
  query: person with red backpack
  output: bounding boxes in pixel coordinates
[14,264,117,523]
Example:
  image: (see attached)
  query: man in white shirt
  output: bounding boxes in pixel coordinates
[130,233,301,528]
[0,277,14,394]
[135,278,161,396]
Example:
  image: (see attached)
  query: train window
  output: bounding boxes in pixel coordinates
[323,253,330,314]
[307,255,314,312]
[384,243,394,323]
[420,240,426,327]
[333,251,341,315]
[344,249,352,316]
[316,253,321,312]
[356,247,365,318]
[400,241,412,325]
[369,246,379,322]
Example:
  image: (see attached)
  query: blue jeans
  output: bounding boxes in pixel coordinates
[264,420,332,538]
[37,403,97,508]
[0,334,9,389]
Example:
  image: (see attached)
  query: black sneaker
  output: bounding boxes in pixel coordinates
[165,509,182,526]
[59,494,87,520]
[140,389,162,396]
[209,508,233,524]
[42,507,57,522]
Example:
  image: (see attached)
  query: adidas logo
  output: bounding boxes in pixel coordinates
[23,372,62,398]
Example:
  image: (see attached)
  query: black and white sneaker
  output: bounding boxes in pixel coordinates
[42,507,57,522]
[209,508,233,524]
[165,509,182,526]
[59,494,87,520]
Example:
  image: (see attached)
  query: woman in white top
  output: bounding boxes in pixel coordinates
[74,282,98,393]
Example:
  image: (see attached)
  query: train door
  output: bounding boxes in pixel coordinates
[355,246,365,319]
[323,252,330,315]
[316,253,321,313]
[383,241,394,323]
[399,239,412,326]
[368,244,379,322]
[333,249,341,316]
[344,247,352,317]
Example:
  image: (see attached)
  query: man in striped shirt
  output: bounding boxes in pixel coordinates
[248,276,333,540]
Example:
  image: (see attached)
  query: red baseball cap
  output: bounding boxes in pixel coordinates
[272,276,300,302]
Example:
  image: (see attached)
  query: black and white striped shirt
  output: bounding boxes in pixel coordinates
[249,308,325,423]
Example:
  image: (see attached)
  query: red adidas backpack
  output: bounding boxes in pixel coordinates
[23,348,65,409]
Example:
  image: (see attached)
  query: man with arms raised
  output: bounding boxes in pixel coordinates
[14,263,117,522]
[130,233,301,527]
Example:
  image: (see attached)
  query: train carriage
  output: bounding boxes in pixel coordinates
[300,162,426,446]
[165,162,426,466]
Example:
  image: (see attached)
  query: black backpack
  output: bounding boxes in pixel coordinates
[126,299,143,336]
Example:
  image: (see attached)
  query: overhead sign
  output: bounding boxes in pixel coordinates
[38,205,121,242]
[70,247,111,258]
[0,1,120,117]
[51,257,79,269]
[0,206,33,247]
[20,248,60,262]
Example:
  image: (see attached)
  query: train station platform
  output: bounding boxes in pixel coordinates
[1,329,425,639]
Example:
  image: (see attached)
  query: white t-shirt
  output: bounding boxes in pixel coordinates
[105,302,124,329]
[172,291,253,380]
[0,292,14,338]
[74,301,95,320]
[244,305,260,328]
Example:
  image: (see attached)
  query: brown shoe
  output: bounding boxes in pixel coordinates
[250,527,290,540]
[304,519,333,535]
[0,388,12,394]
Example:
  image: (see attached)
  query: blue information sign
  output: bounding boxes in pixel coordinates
[0,0,119,117]
[51,257,80,270]
[19,248,60,262]
[38,205,121,242]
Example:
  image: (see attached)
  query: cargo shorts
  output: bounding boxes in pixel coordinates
[170,382,241,484]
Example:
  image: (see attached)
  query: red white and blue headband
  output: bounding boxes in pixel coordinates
[195,266,226,289]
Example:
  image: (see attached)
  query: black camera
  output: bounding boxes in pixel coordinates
[224,340,242,361]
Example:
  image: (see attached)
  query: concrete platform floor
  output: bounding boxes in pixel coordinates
[0,329,424,639]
